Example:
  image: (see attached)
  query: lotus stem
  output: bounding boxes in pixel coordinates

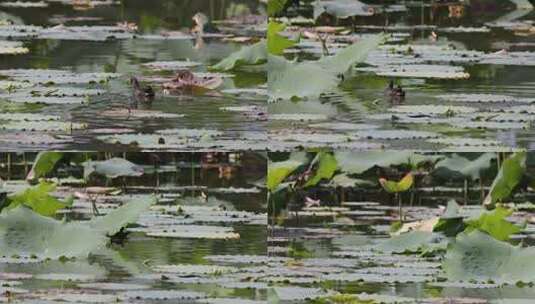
[480,178,485,205]
[464,178,468,206]
[396,193,403,223]
[90,195,100,216]
[23,152,28,176]
[7,153,10,180]
[155,163,160,194]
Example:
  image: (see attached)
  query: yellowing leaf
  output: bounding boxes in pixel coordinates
[379,173,414,193]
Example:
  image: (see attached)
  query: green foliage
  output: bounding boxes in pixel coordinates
[268,0,288,16]
[329,173,375,188]
[268,54,338,100]
[0,207,105,259]
[268,34,384,100]
[267,21,297,55]
[313,0,374,19]
[443,230,535,284]
[4,181,73,217]
[433,200,466,237]
[212,40,267,71]
[0,196,155,259]
[484,152,526,206]
[304,152,337,187]
[465,207,523,241]
[267,159,303,191]
[267,152,307,191]
[434,153,495,180]
[288,242,313,259]
[390,221,403,233]
[89,196,157,236]
[335,151,442,175]
[26,152,64,181]
[83,158,144,179]
[267,184,290,217]
[319,34,385,76]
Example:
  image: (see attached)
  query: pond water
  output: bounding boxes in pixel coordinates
[267,151,535,303]
[269,1,535,151]
[0,0,266,151]
[0,152,267,303]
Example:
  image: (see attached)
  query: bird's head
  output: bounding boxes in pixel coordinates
[192,12,209,26]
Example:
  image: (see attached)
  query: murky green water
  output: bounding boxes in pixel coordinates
[0,152,267,303]
[270,1,535,150]
[0,0,266,151]
[267,151,535,303]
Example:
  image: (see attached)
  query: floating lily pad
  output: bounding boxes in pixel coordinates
[0,133,72,145]
[270,113,328,121]
[0,40,28,55]
[480,52,535,66]
[0,113,60,121]
[142,60,201,70]
[153,264,238,275]
[144,225,240,239]
[272,286,331,301]
[0,121,86,131]
[199,298,266,304]
[35,273,99,282]
[356,64,470,79]
[354,130,440,140]
[156,128,223,137]
[455,120,529,130]
[308,122,379,131]
[0,69,120,84]
[101,109,184,119]
[270,132,355,143]
[427,137,504,147]
[0,1,48,7]
[436,93,535,103]
[120,290,206,300]
[39,291,119,303]
[78,282,151,290]
[390,105,477,115]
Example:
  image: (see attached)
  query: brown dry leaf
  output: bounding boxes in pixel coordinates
[393,217,440,235]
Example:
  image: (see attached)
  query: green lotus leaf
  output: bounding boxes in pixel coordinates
[4,181,73,216]
[212,40,267,71]
[443,230,535,284]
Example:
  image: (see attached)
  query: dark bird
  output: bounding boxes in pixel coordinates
[192,12,220,35]
[385,80,406,103]
[130,77,155,102]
